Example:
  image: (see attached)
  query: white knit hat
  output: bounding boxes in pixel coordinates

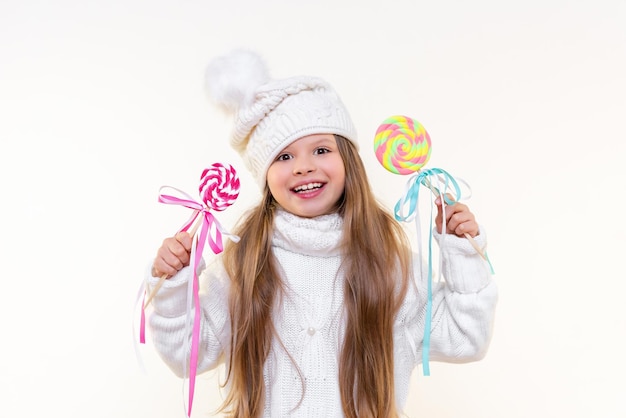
[205,49,358,188]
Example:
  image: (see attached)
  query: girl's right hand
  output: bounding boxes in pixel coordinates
[151,232,193,278]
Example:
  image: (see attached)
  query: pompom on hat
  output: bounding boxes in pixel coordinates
[205,49,358,188]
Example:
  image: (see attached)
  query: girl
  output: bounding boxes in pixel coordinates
[146,50,497,418]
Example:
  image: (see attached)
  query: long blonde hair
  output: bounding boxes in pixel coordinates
[221,136,412,417]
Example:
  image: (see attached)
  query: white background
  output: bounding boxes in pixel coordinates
[1,0,624,417]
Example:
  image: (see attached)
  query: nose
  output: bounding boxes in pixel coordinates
[293,155,316,175]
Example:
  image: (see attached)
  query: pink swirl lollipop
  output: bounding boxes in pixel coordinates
[142,163,241,417]
[199,162,240,211]
[374,115,432,174]
[143,163,240,308]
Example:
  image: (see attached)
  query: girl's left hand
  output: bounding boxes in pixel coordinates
[435,196,479,238]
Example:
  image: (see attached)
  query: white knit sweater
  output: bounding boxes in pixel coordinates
[147,209,498,417]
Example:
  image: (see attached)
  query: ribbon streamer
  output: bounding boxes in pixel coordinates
[394,168,494,375]
[139,184,239,417]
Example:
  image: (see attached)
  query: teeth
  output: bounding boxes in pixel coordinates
[294,182,322,192]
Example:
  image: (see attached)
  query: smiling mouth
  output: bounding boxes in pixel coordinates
[292,182,324,193]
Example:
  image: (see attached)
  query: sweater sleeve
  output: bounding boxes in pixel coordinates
[398,226,498,365]
[145,259,231,378]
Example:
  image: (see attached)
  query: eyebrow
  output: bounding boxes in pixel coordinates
[313,136,340,147]
[282,137,336,152]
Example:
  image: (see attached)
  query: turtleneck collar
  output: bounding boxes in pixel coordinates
[272,208,344,257]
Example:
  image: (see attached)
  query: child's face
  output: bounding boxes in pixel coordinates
[267,134,346,218]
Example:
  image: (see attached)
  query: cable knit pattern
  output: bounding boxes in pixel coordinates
[146,209,498,416]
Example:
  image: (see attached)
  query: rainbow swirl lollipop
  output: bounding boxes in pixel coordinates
[373,115,493,378]
[374,115,432,175]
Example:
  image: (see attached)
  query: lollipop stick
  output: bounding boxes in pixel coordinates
[422,178,489,261]
[143,216,203,309]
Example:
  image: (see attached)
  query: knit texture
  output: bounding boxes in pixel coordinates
[147,210,498,417]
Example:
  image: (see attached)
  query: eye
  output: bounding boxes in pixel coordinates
[314,147,331,155]
[276,153,292,161]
